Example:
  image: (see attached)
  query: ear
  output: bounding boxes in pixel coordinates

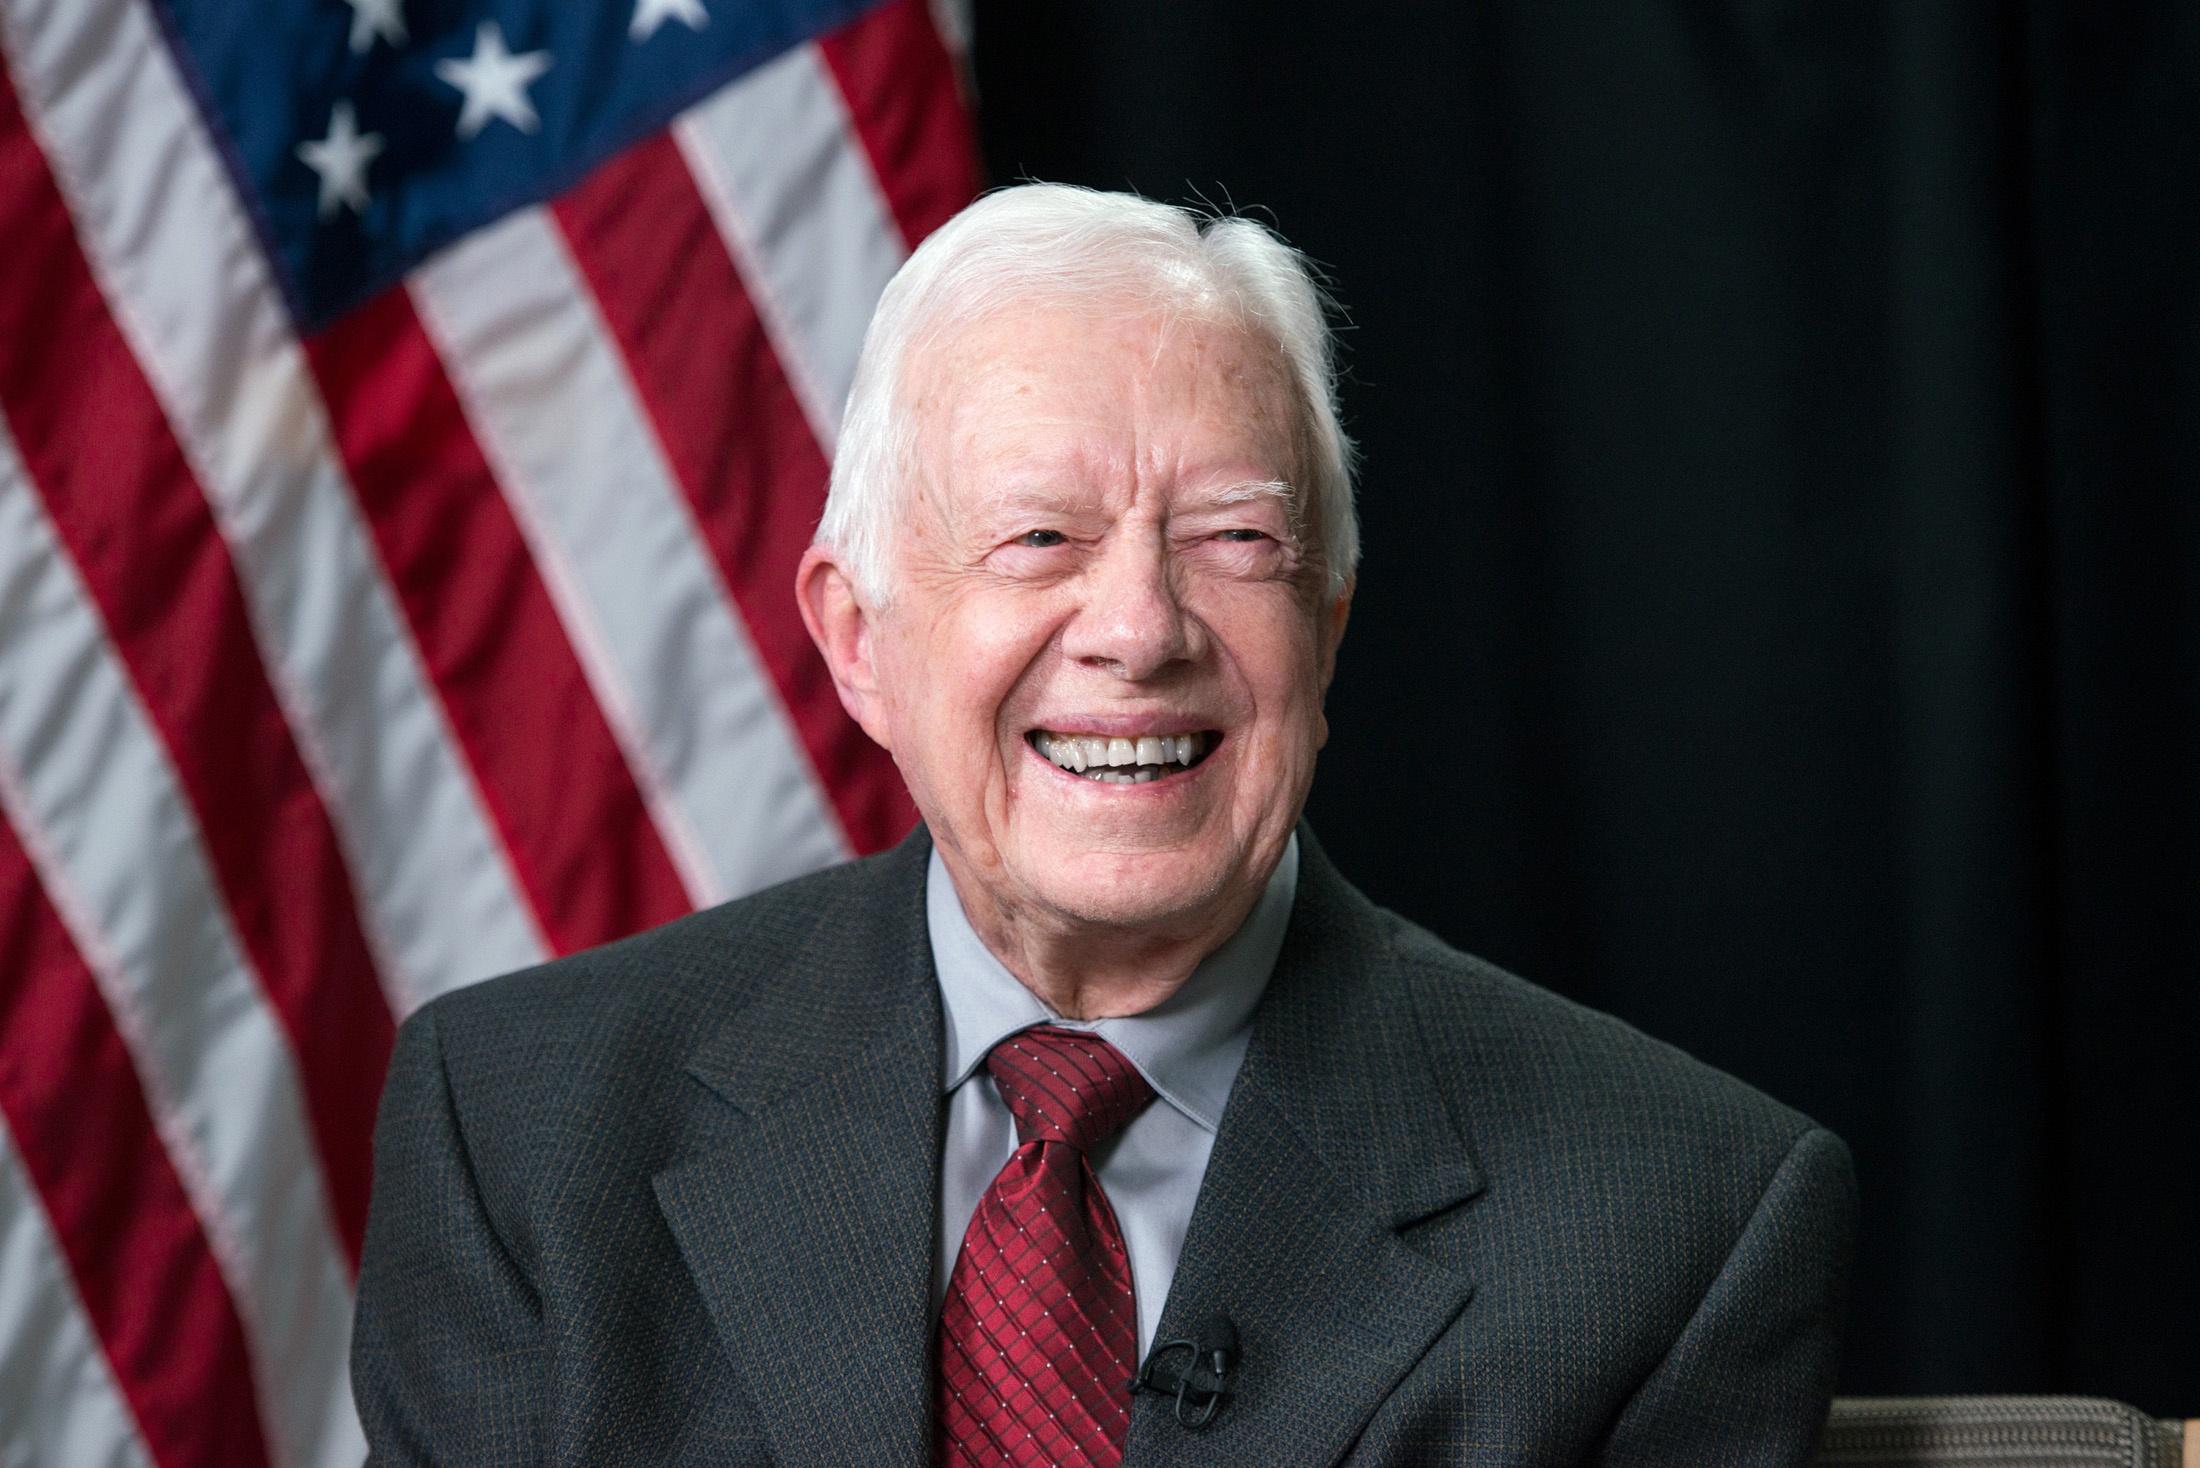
[1318,576,1353,693]
[796,545,894,753]
[1312,575,1352,750]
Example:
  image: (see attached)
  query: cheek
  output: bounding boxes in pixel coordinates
[892,596,1059,757]
[1224,617,1333,769]
[962,595,1069,701]
[1219,605,1330,713]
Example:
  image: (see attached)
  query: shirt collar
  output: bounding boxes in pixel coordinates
[926,835,1298,1134]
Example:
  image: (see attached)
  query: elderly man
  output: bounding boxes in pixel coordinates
[354,184,1856,1466]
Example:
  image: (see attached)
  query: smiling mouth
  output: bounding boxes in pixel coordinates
[1027,729,1220,784]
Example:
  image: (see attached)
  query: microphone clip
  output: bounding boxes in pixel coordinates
[1128,1313,1238,1430]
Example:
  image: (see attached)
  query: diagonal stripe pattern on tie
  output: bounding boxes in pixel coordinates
[938,1024,1157,1467]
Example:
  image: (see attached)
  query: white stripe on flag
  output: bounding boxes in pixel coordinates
[410,210,849,904]
[674,40,909,450]
[0,428,363,1468]
[928,0,974,65]
[0,1132,155,1468]
[0,0,548,1010]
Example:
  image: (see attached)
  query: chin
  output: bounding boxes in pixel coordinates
[1021,841,1239,933]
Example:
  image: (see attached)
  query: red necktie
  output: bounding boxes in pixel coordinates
[937,1025,1157,1467]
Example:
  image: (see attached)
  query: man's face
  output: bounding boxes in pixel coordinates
[823,297,1349,943]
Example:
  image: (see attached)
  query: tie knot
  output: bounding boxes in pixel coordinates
[986,1025,1155,1152]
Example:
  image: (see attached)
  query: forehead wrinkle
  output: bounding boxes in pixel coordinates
[963,476,1107,522]
[915,387,1106,545]
[912,300,1308,542]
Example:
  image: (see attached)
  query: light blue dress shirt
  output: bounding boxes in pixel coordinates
[926,836,1298,1356]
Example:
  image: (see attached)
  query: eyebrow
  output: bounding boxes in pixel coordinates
[1200,478,1297,507]
[967,480,1105,518]
[961,476,1300,530]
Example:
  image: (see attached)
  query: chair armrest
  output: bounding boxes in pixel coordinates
[1819,1396,2186,1468]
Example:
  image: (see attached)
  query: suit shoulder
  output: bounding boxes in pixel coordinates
[1361,906,1850,1334]
[422,848,900,1047]
[373,846,924,1259]
[401,844,920,1130]
[1374,907,1824,1176]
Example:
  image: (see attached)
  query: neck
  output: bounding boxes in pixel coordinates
[940,855,1267,1021]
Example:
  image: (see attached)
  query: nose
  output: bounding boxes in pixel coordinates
[1061,534,1197,681]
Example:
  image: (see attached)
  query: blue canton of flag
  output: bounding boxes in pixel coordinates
[165,0,881,325]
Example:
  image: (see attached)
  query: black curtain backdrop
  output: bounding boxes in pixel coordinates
[968,1,2199,1413]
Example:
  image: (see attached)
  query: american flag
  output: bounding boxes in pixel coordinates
[0,0,974,1457]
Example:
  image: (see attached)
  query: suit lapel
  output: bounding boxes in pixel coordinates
[1129,834,1485,1467]
[645,828,1481,1465]
[652,834,943,1468]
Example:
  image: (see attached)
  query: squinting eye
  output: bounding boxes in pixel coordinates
[1215,529,1270,543]
[1015,529,1067,548]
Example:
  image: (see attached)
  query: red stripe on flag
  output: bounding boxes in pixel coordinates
[552,136,918,855]
[0,813,274,1468]
[818,0,984,250]
[306,287,693,951]
[0,68,388,1267]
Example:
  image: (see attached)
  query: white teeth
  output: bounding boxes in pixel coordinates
[1032,729,1211,780]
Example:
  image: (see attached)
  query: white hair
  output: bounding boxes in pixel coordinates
[817,183,1357,603]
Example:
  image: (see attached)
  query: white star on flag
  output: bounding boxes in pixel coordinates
[296,100,383,219]
[434,21,553,139]
[630,0,708,42]
[343,0,405,54]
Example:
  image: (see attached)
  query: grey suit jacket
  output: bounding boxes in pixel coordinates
[353,826,1856,1466]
